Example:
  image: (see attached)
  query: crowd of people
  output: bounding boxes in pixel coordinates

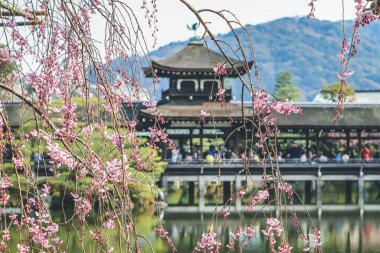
[167,145,240,164]
[166,142,380,164]
[275,143,379,163]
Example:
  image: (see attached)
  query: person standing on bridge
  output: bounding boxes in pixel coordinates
[342,152,350,163]
[319,152,328,163]
[361,145,371,162]
[207,145,218,159]
[219,145,228,160]
[171,147,180,163]
[193,145,201,160]
[335,151,342,163]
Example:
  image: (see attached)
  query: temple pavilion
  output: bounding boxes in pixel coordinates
[139,37,255,155]
[143,37,252,104]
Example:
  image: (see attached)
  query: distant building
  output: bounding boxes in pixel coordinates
[351,90,380,104]
[313,90,380,104]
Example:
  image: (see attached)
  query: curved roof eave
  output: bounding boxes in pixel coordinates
[143,60,254,78]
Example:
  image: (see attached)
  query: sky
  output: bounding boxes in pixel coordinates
[124,0,357,50]
[0,0,358,69]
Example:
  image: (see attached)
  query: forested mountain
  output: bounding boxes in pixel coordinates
[150,17,380,100]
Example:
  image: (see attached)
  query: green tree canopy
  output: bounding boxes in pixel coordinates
[274,71,301,101]
[275,71,294,89]
[320,82,356,102]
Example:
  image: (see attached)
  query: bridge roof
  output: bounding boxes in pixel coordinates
[276,103,380,128]
[6,101,380,129]
[140,102,380,129]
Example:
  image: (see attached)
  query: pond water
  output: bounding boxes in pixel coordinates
[137,211,380,253]
[4,210,380,252]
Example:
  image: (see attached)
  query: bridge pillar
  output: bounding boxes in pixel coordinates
[304,181,312,204]
[345,181,352,204]
[235,175,242,212]
[162,176,168,192]
[189,181,195,205]
[317,167,322,208]
[358,168,364,209]
[223,181,231,204]
[198,176,206,212]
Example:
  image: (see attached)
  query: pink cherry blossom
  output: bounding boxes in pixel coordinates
[194,232,221,253]
[0,48,10,65]
[200,110,210,123]
[247,190,269,212]
[278,181,294,204]
[262,218,283,237]
[278,241,293,253]
[309,229,322,249]
[0,190,10,205]
[4,21,16,28]
[245,226,255,240]
[213,63,227,75]
[216,88,225,102]
[71,193,92,221]
[2,229,10,241]
[103,218,115,229]
[41,184,51,197]
[17,244,29,253]
[9,213,18,225]
[90,230,104,244]
[12,156,24,168]
[0,177,12,189]
[237,189,245,199]
[226,226,241,251]
[155,225,177,252]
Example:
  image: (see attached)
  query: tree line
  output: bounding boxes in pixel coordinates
[274,71,355,102]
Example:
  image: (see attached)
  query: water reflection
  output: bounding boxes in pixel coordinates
[140,212,380,253]
[4,211,380,252]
